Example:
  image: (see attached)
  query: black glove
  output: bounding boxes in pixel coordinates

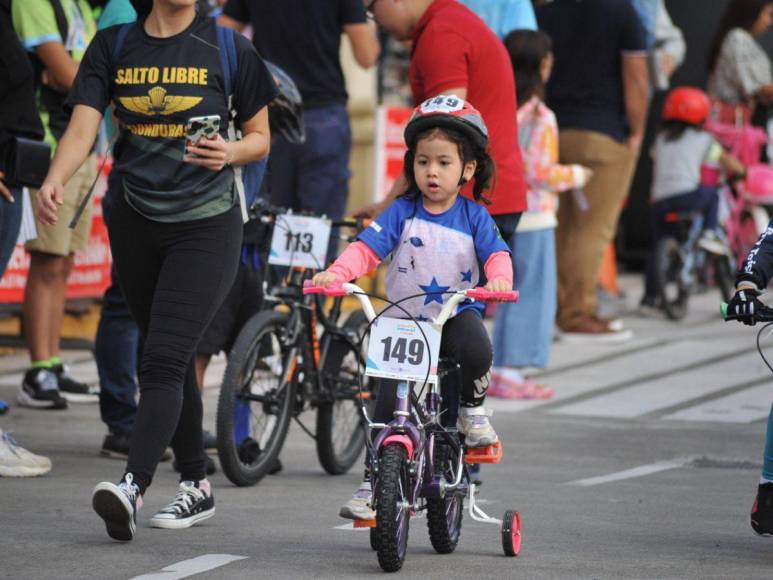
[727,288,764,325]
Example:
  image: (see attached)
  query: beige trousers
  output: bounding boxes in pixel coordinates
[555,130,637,329]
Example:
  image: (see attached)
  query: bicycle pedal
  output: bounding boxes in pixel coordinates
[464,440,503,464]
[354,392,371,400]
[353,519,376,528]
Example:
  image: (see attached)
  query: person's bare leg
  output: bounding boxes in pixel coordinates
[23,252,69,363]
[195,353,211,392]
[47,253,75,359]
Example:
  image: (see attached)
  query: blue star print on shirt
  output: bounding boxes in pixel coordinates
[461,269,472,283]
[419,277,449,305]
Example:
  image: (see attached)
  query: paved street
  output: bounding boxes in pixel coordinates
[3,275,773,579]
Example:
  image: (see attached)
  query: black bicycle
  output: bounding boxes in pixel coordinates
[655,210,735,320]
[216,203,373,486]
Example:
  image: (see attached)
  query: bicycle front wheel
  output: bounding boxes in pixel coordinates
[216,310,296,487]
[654,236,688,320]
[375,444,411,572]
[316,310,371,475]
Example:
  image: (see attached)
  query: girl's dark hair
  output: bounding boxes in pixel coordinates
[659,119,695,142]
[709,0,773,70]
[402,127,495,204]
[130,0,153,18]
[503,29,552,106]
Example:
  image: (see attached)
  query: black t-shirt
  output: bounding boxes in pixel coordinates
[222,0,366,110]
[68,14,278,222]
[0,0,44,154]
[536,0,647,143]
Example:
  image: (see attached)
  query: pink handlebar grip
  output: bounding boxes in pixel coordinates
[302,280,348,297]
[465,288,519,302]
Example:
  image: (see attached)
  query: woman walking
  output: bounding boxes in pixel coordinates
[36,0,276,540]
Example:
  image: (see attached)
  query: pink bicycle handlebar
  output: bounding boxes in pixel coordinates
[302,280,348,297]
[465,288,519,302]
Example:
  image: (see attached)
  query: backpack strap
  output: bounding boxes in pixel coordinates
[48,0,69,52]
[216,24,237,98]
[214,23,250,221]
[113,22,133,62]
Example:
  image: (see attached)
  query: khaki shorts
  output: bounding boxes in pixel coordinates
[26,155,98,257]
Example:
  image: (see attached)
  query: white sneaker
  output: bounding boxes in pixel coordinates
[458,406,498,448]
[0,430,51,477]
[697,230,727,255]
[339,482,375,520]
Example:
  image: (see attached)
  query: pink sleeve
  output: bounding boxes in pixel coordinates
[326,241,382,282]
[484,251,514,287]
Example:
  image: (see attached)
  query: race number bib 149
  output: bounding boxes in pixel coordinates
[268,214,332,269]
[365,317,442,384]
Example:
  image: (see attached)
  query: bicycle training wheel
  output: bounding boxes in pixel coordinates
[316,310,371,475]
[501,509,522,557]
[375,444,411,572]
[654,236,688,320]
[426,439,463,554]
[216,310,296,487]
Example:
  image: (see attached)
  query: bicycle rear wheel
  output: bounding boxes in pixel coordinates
[375,444,411,572]
[216,310,296,487]
[316,310,371,475]
[654,236,688,320]
[426,439,463,554]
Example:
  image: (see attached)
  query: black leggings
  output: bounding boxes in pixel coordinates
[372,310,492,428]
[108,193,242,493]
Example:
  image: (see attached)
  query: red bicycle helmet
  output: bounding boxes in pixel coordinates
[404,95,489,150]
[662,87,711,125]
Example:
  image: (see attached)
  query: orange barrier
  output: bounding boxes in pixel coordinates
[598,243,619,296]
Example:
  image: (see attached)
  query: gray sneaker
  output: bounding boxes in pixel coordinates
[339,482,375,520]
[458,406,498,448]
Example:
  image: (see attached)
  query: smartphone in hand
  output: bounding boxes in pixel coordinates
[185,115,220,157]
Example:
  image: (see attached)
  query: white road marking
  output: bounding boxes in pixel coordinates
[566,457,693,487]
[130,554,247,580]
[664,384,772,423]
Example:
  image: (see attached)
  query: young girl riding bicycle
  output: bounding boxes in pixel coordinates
[640,86,745,314]
[312,95,513,520]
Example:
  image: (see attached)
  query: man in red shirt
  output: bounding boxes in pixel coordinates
[361,0,527,239]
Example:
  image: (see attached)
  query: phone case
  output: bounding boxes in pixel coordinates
[186,115,220,144]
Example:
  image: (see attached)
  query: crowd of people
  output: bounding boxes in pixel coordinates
[1,0,773,542]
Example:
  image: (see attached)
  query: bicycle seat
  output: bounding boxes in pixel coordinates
[661,210,700,224]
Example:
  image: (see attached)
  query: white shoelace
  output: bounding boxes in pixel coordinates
[119,473,140,501]
[1,430,23,458]
[163,482,204,514]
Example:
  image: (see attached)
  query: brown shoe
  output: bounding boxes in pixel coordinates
[559,316,632,343]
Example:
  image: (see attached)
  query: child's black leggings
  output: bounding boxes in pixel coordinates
[108,193,242,494]
[371,309,493,429]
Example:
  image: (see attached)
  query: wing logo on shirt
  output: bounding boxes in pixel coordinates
[118,87,202,116]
